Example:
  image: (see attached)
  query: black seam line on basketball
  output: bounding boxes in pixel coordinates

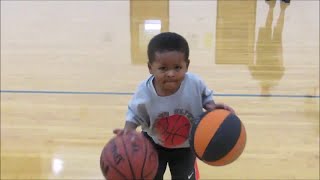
[203,113,241,161]
[165,123,190,141]
[168,124,188,138]
[172,122,189,135]
[143,152,156,179]
[140,136,148,180]
[164,116,170,133]
[157,121,166,134]
[144,166,155,179]
[169,133,188,138]
[142,138,157,179]
[104,155,128,179]
[121,136,136,180]
[168,133,188,138]
[170,115,183,145]
[163,116,171,142]
[174,119,191,133]
[164,115,183,143]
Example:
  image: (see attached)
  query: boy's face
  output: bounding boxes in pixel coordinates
[148,51,189,96]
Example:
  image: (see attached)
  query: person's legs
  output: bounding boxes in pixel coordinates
[153,149,168,180]
[168,148,197,180]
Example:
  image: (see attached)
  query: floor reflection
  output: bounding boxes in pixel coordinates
[248,1,289,96]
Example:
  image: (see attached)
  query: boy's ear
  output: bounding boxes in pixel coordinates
[186,59,190,69]
[148,63,152,74]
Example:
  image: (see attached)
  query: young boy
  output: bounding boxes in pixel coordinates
[114,32,234,180]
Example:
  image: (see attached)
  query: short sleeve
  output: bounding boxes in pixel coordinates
[126,101,150,127]
[126,102,141,125]
[198,77,214,106]
[125,84,150,128]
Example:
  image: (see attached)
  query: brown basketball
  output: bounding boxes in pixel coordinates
[100,132,158,180]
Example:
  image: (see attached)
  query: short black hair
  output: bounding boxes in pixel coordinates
[147,32,189,63]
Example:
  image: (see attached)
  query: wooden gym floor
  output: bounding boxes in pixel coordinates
[1,1,319,179]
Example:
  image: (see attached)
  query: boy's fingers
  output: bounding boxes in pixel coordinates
[113,129,136,136]
[113,129,124,135]
[215,104,236,114]
[228,107,236,114]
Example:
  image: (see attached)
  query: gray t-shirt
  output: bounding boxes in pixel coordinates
[126,72,214,148]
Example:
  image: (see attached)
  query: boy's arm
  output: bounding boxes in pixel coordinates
[196,74,235,113]
[124,121,138,131]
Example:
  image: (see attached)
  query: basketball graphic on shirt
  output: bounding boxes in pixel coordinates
[153,114,191,148]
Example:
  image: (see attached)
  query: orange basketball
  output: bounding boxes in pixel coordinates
[100,132,158,180]
[189,109,246,166]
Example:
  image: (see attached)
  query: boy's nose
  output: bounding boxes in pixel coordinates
[166,70,175,77]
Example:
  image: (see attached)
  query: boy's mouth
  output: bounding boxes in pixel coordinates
[165,79,178,83]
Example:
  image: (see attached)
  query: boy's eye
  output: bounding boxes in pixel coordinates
[175,66,182,70]
[159,67,166,71]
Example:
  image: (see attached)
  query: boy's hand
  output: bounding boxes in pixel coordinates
[113,128,135,135]
[204,101,235,114]
[214,103,236,114]
[113,122,138,136]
